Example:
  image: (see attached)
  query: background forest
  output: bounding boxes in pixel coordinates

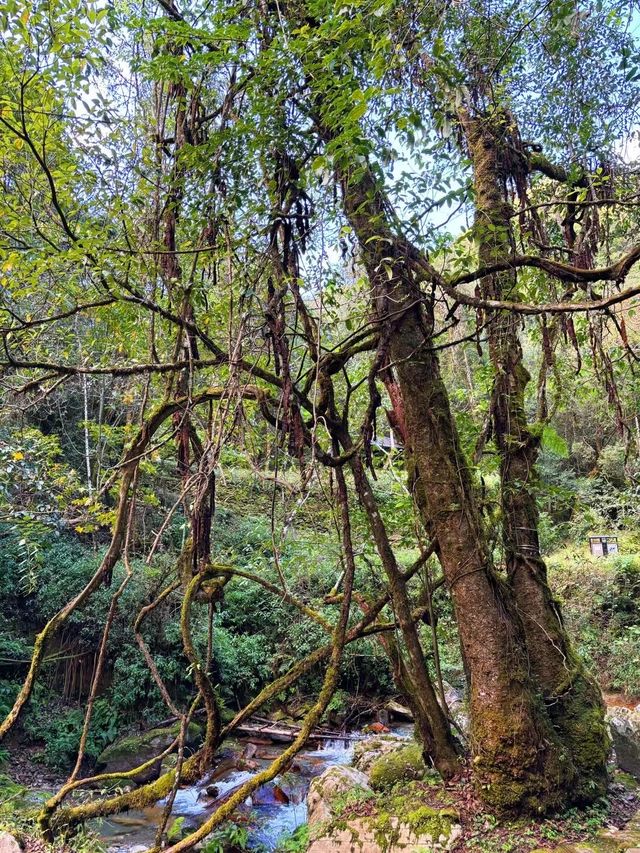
[0,0,639,851]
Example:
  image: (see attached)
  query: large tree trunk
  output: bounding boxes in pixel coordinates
[460,109,609,801]
[334,163,574,812]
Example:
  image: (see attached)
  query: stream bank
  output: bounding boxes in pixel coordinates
[99,725,414,852]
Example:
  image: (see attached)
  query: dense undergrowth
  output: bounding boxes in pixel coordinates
[0,444,638,776]
[0,382,638,852]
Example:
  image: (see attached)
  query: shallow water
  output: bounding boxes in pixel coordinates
[98,735,357,852]
[97,723,416,852]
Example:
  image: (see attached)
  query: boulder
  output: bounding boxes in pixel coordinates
[97,722,202,784]
[307,765,371,825]
[307,806,462,852]
[251,783,290,806]
[386,700,413,720]
[352,734,409,775]
[608,707,640,778]
[0,831,21,853]
[368,743,427,790]
[442,681,463,709]
[307,750,461,851]
[243,742,258,759]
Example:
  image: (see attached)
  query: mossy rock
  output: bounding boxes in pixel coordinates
[614,771,640,791]
[97,722,203,784]
[608,708,640,780]
[309,795,461,852]
[308,765,372,825]
[368,743,426,790]
[371,805,456,851]
[353,735,410,775]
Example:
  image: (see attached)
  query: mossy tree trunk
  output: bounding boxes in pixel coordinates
[333,161,574,812]
[460,109,609,801]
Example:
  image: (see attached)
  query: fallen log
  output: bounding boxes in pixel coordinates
[235,721,361,743]
[147,712,359,745]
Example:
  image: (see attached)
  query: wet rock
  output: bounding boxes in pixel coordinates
[0,831,21,853]
[608,707,640,778]
[352,734,408,775]
[307,765,371,825]
[205,784,219,798]
[243,742,258,760]
[251,783,290,806]
[97,722,203,784]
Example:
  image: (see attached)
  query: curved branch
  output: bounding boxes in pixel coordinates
[408,246,640,315]
[446,244,640,290]
[0,388,257,741]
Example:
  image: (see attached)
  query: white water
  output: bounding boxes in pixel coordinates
[99,736,356,852]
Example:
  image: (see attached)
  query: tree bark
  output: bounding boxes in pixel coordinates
[333,161,573,812]
[344,442,460,778]
[460,109,609,802]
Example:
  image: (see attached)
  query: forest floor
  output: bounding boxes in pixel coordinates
[3,742,67,791]
[2,752,639,852]
[318,770,640,852]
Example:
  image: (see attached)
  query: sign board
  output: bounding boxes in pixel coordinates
[589,536,619,557]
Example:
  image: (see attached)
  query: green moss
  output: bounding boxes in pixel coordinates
[330,786,375,817]
[613,770,640,791]
[368,743,425,790]
[368,800,456,850]
[469,692,575,814]
[547,667,610,804]
[405,805,450,836]
[97,722,202,764]
[320,781,458,851]
[371,810,397,850]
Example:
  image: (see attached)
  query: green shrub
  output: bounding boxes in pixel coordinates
[276,824,309,852]
[0,681,21,720]
[23,697,120,769]
[549,550,640,695]
[202,822,252,852]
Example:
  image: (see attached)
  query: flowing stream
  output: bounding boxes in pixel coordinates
[98,736,359,852]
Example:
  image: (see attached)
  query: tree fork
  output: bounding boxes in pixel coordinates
[327,144,574,811]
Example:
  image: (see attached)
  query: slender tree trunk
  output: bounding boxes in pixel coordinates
[344,442,460,777]
[335,163,574,812]
[460,109,609,801]
[81,373,93,493]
